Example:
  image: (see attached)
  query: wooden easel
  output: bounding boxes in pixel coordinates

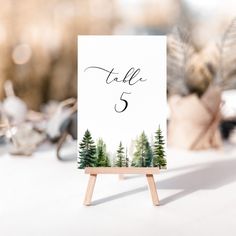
[84,167,160,206]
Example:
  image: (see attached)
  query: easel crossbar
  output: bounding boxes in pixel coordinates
[85,167,160,175]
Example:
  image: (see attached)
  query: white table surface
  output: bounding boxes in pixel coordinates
[1,141,236,236]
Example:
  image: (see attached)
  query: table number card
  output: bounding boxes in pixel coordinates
[77,36,167,169]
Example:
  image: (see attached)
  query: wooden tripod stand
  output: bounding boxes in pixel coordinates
[84,167,160,206]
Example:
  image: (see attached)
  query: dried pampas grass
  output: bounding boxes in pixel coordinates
[168,17,236,96]
[218,17,236,89]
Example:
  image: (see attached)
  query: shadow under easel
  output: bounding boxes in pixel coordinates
[90,158,236,205]
[122,174,143,180]
[158,158,236,205]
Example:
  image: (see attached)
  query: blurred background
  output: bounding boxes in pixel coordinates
[0,0,235,109]
[0,0,236,156]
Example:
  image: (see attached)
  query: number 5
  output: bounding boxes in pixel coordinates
[114,92,131,113]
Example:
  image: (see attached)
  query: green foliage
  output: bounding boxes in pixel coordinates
[78,128,166,169]
[153,125,167,169]
[115,142,126,167]
[78,130,97,169]
[125,148,129,167]
[131,132,153,167]
[96,138,111,167]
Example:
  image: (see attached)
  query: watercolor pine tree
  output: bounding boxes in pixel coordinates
[115,142,126,167]
[131,132,153,167]
[78,130,97,169]
[125,147,129,167]
[96,138,110,167]
[153,126,167,169]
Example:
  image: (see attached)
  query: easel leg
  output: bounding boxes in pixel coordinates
[146,174,159,206]
[84,174,97,206]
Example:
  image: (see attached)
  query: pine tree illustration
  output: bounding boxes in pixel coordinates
[131,131,153,167]
[78,130,97,169]
[125,147,129,167]
[96,138,110,167]
[153,125,167,169]
[115,142,126,167]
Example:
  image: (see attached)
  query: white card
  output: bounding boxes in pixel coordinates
[77,36,166,164]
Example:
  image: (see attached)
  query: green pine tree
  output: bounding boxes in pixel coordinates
[153,125,167,169]
[125,147,129,167]
[96,138,110,167]
[115,142,126,167]
[131,132,153,167]
[78,130,97,169]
